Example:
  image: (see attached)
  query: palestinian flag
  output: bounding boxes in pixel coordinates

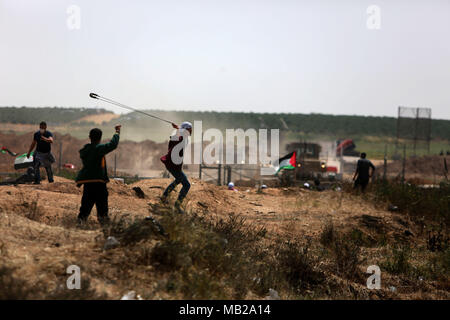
[1,147,17,156]
[275,151,296,173]
[14,152,34,170]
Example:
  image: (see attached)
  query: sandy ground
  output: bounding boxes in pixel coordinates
[0,176,447,299]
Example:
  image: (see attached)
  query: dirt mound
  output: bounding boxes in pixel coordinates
[36,177,82,194]
[0,178,447,300]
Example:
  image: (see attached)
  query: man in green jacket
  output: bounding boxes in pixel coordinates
[76,125,121,226]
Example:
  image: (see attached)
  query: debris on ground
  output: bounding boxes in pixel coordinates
[265,288,280,300]
[404,230,414,237]
[104,236,120,250]
[361,214,385,232]
[250,202,263,206]
[197,201,208,209]
[120,290,143,300]
[388,204,399,212]
[132,186,146,199]
[144,216,168,237]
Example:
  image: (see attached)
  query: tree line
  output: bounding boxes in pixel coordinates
[115,110,450,140]
[0,107,112,124]
[1,107,448,140]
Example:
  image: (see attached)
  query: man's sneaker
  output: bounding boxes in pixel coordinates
[160,195,169,204]
[33,181,41,185]
[174,200,184,214]
[76,218,86,228]
[99,216,111,227]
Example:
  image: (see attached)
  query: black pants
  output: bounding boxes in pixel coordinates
[354,177,369,192]
[163,168,191,202]
[33,157,54,183]
[78,183,109,223]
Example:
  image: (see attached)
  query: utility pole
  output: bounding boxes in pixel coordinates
[114,154,117,178]
[401,144,406,184]
[413,108,419,156]
[383,144,387,182]
[199,133,203,180]
[58,142,63,172]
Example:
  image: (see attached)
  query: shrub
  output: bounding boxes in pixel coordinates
[332,237,364,280]
[107,215,166,245]
[274,240,325,293]
[150,241,191,271]
[373,181,450,225]
[381,246,412,275]
[319,221,364,281]
[319,220,336,247]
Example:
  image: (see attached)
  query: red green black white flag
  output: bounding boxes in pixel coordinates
[275,151,296,173]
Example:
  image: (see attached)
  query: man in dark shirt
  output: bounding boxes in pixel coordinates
[27,121,55,184]
[353,152,375,192]
[76,125,121,226]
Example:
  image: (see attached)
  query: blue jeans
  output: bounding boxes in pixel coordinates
[163,168,191,201]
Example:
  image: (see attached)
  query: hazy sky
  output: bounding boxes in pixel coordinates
[1,0,449,119]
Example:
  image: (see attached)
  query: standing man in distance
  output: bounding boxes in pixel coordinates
[27,121,55,184]
[353,152,376,192]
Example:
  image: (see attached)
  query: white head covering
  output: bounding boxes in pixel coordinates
[180,121,192,130]
[177,121,192,137]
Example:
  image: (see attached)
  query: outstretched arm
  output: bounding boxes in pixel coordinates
[96,125,121,155]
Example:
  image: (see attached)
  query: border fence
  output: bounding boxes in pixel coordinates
[396,106,432,156]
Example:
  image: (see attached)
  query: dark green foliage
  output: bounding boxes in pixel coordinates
[373,181,450,224]
[274,240,325,293]
[331,237,364,280]
[319,220,336,247]
[427,228,449,252]
[319,222,365,280]
[116,110,450,140]
[150,241,191,271]
[381,246,412,275]
[107,215,166,245]
[109,205,328,299]
[0,107,112,125]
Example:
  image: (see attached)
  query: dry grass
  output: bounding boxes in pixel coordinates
[0,177,448,299]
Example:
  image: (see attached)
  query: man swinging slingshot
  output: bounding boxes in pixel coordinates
[89,93,192,213]
[159,121,192,213]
